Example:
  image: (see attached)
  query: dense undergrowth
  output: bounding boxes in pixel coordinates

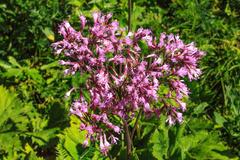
[0,0,239,159]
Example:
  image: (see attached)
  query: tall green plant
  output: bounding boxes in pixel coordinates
[0,86,59,159]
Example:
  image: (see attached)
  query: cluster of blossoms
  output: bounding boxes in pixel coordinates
[52,12,204,155]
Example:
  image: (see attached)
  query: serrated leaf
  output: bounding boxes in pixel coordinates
[64,135,80,160]
[149,128,169,159]
[27,128,59,146]
[56,115,90,160]
[0,86,37,158]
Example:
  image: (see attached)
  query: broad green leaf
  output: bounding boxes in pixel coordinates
[149,128,169,159]
[56,115,91,160]
[0,86,40,159]
[27,128,59,146]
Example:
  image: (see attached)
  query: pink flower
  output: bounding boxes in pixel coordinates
[171,80,189,98]
[176,67,188,77]
[92,12,100,23]
[100,134,111,156]
[176,99,187,111]
[65,88,75,98]
[176,112,183,123]
[96,69,109,86]
[83,139,89,147]
[109,135,119,144]
[79,15,86,30]
[166,115,175,126]
[52,12,204,156]
[70,96,88,118]
[158,32,166,48]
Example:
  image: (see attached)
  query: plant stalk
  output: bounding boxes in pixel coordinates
[131,109,142,140]
[128,0,132,32]
[123,119,132,159]
[123,1,133,159]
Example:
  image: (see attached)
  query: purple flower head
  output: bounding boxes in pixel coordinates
[52,12,204,155]
[100,133,111,156]
[79,15,87,30]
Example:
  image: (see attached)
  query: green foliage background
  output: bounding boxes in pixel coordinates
[0,0,239,159]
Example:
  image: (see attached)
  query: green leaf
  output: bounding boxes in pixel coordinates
[8,56,21,68]
[3,68,23,78]
[214,112,226,127]
[68,0,85,7]
[42,27,55,41]
[158,84,169,95]
[141,125,154,139]
[0,60,11,69]
[149,128,169,159]
[224,2,232,16]
[40,61,59,70]
[27,128,59,146]
[56,115,93,160]
[193,102,208,115]
[165,98,179,107]
[72,72,89,88]
[0,86,37,158]
[24,68,43,83]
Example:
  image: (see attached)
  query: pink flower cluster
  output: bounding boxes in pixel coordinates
[52,12,204,155]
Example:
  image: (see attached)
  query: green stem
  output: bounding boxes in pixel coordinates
[123,119,132,159]
[131,109,142,140]
[123,2,133,159]
[128,0,132,32]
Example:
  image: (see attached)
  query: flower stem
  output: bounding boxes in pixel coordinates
[128,0,132,32]
[124,2,133,157]
[131,109,142,140]
[123,119,132,159]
